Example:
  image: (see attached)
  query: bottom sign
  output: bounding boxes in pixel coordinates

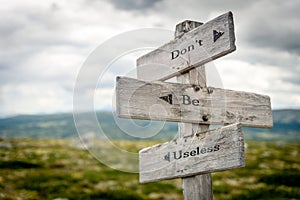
[139,123,245,183]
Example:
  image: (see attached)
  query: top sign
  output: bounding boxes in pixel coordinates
[137,12,236,81]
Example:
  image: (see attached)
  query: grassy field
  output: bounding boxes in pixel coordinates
[0,138,299,200]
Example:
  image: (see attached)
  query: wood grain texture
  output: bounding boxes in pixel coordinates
[182,174,213,200]
[137,11,236,81]
[177,67,213,200]
[139,123,245,183]
[116,76,273,128]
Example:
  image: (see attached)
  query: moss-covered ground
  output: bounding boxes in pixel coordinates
[0,139,299,199]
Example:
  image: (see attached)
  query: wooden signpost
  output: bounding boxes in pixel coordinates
[137,12,235,81]
[115,11,273,200]
[139,123,244,183]
[116,76,273,128]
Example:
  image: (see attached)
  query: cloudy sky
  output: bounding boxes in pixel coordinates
[0,0,299,117]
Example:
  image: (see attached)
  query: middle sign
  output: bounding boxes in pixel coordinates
[116,76,273,128]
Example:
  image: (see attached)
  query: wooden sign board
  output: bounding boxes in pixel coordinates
[116,76,273,128]
[137,12,236,81]
[139,123,245,183]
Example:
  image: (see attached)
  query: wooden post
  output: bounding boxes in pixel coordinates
[117,12,272,199]
[114,11,273,199]
[176,21,213,200]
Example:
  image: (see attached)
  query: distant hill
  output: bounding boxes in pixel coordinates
[243,109,300,141]
[0,110,299,141]
[0,112,177,141]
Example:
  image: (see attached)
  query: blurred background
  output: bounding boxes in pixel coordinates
[0,0,299,199]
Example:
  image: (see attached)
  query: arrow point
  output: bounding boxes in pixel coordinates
[163,152,171,162]
[213,30,224,42]
[159,94,173,105]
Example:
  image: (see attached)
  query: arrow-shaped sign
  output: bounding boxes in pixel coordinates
[137,12,236,81]
[139,123,244,183]
[213,30,224,42]
[116,76,273,128]
[159,94,173,104]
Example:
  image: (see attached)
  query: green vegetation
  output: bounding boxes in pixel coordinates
[212,141,300,200]
[0,139,299,200]
[0,110,299,199]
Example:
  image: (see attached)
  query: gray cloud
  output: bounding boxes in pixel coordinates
[0,0,300,116]
[109,0,162,11]
[238,0,300,55]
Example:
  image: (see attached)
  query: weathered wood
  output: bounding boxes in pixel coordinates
[183,174,213,199]
[137,11,236,81]
[139,123,245,183]
[175,20,203,39]
[177,67,213,200]
[116,76,273,128]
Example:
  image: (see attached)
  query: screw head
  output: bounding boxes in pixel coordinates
[193,85,201,91]
[207,87,213,94]
[202,115,209,122]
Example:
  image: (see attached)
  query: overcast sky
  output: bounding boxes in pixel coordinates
[0,0,299,117]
